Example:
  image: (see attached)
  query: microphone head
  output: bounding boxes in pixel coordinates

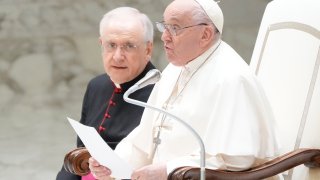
[136,69,161,89]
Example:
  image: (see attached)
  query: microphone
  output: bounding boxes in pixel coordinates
[136,69,161,89]
[124,70,206,180]
[127,69,161,94]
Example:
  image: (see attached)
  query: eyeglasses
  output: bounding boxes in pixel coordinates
[101,42,140,53]
[156,21,208,36]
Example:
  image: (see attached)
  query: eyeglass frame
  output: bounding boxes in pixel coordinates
[156,21,208,36]
[101,41,147,53]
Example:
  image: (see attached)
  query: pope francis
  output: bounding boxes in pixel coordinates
[89,0,280,179]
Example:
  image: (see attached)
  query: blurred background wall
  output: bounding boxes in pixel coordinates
[0,0,270,179]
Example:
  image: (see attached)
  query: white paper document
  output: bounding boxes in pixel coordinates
[67,117,133,179]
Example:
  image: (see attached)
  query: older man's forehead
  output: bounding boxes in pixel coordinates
[101,22,144,40]
[164,8,193,24]
[103,36,141,44]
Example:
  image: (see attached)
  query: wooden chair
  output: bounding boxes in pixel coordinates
[63,0,320,179]
[63,147,320,179]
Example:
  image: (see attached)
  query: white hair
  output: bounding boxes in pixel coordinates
[99,7,154,42]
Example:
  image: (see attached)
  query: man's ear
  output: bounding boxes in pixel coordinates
[200,26,214,47]
[145,42,153,61]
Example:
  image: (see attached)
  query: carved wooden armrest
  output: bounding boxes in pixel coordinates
[63,148,320,179]
[63,147,91,176]
[168,148,320,180]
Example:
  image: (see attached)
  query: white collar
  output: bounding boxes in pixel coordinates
[183,39,221,74]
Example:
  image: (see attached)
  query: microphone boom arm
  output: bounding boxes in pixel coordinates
[124,86,206,180]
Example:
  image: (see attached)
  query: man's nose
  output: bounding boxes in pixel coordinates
[113,47,124,62]
[161,29,171,42]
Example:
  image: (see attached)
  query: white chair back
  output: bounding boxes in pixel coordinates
[250,0,320,179]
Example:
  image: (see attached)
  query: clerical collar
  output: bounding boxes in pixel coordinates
[183,39,221,73]
[114,61,155,92]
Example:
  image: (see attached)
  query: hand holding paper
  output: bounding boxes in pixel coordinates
[67,117,133,179]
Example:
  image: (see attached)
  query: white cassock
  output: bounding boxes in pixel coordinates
[115,40,280,175]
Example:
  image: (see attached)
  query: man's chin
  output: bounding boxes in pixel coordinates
[165,53,175,62]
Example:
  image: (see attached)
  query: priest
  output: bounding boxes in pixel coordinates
[56,7,156,180]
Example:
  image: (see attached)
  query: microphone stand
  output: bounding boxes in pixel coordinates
[124,85,206,180]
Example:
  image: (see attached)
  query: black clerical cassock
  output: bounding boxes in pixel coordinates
[56,62,156,180]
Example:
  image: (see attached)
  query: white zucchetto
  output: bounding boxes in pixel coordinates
[194,0,224,33]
